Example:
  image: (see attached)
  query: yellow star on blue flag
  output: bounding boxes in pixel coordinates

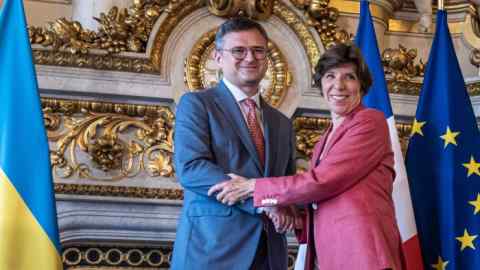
[463,156,480,177]
[431,256,449,270]
[440,126,460,148]
[411,119,426,137]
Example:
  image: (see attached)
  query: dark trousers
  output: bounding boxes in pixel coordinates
[249,230,269,270]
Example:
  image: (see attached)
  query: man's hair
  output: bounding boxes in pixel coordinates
[215,17,268,49]
[313,43,373,96]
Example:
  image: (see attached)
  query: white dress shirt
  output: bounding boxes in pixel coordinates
[223,78,264,133]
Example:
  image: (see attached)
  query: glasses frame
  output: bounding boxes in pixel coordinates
[217,46,268,60]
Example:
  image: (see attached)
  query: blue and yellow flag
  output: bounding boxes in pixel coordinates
[355,1,423,269]
[0,0,63,268]
[406,9,480,269]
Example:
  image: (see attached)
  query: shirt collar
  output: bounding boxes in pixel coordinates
[223,78,261,108]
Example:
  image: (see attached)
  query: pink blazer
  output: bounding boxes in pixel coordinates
[254,106,406,270]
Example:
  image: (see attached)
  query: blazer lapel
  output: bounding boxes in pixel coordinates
[213,82,263,173]
[261,99,278,177]
[320,105,365,159]
[311,125,330,168]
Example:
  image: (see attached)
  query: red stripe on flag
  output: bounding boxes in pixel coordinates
[403,235,424,270]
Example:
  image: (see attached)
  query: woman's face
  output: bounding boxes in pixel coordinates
[321,63,362,118]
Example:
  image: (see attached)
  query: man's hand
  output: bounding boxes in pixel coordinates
[208,173,255,205]
[263,206,296,233]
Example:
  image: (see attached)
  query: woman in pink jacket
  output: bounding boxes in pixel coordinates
[209,43,406,270]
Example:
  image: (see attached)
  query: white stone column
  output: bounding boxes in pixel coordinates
[72,0,131,30]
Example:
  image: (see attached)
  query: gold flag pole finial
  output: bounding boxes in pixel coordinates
[438,0,444,11]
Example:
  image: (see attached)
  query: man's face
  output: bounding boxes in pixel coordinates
[215,29,268,96]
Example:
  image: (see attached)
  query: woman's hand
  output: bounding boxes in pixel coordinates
[208,173,255,205]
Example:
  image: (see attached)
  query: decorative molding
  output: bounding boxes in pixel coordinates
[150,0,205,71]
[386,80,480,96]
[55,183,183,200]
[184,28,292,107]
[207,0,273,20]
[289,0,352,49]
[382,44,425,82]
[42,97,175,181]
[33,48,156,73]
[62,245,173,269]
[29,1,170,54]
[273,0,321,71]
[62,243,299,270]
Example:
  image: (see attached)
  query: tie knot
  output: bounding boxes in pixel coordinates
[244,98,257,110]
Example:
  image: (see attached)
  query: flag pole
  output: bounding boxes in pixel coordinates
[438,0,444,11]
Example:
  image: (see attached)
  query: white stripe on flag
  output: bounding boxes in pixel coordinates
[387,117,418,241]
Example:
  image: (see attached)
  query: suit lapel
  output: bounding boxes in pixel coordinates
[320,105,364,159]
[261,99,278,177]
[311,125,330,168]
[213,82,263,173]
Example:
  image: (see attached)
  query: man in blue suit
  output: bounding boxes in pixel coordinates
[171,17,297,270]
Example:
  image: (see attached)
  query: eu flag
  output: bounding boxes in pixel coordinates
[0,0,62,268]
[406,9,480,269]
[355,1,423,269]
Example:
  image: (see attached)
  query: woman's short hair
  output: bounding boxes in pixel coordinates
[313,43,373,96]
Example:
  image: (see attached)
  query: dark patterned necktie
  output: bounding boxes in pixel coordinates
[243,98,265,167]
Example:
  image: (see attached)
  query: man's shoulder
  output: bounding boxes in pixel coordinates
[264,104,291,124]
[178,85,220,103]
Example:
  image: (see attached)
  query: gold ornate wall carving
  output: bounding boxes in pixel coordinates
[29,0,324,75]
[33,49,156,73]
[55,183,183,199]
[290,0,352,48]
[207,0,274,20]
[273,0,321,71]
[63,245,173,269]
[382,44,425,82]
[184,28,292,107]
[27,0,480,98]
[385,79,480,96]
[62,244,299,270]
[29,1,171,54]
[42,97,175,181]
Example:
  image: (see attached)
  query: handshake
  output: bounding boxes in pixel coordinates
[260,206,303,233]
[208,173,303,233]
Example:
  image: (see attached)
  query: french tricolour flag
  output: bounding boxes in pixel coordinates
[354,1,424,269]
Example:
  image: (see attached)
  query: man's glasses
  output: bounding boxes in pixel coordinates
[217,46,268,60]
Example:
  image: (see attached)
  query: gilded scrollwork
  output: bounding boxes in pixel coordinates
[29,0,170,55]
[289,0,352,48]
[184,28,292,107]
[293,116,330,159]
[384,77,480,97]
[386,80,422,95]
[470,48,480,68]
[42,98,175,181]
[207,0,273,20]
[382,44,425,82]
[55,183,183,200]
[467,81,480,95]
[32,49,155,73]
[273,1,321,71]
[151,0,205,70]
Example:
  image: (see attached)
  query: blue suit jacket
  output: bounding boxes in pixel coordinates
[171,81,296,270]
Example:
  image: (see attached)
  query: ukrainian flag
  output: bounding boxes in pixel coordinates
[0,0,63,269]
